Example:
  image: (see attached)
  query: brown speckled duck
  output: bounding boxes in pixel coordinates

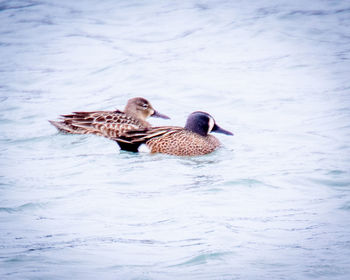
[49,97,170,139]
[115,111,233,155]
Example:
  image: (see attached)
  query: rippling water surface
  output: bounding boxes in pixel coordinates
[1,0,350,279]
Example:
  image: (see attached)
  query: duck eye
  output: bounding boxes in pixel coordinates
[142,104,148,109]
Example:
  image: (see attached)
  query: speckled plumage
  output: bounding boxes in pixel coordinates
[49,97,169,139]
[146,128,221,156]
[115,111,233,156]
[49,110,146,139]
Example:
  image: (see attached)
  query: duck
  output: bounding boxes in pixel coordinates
[49,97,170,140]
[115,111,233,156]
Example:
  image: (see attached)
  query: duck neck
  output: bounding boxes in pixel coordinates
[184,122,207,136]
[124,108,150,127]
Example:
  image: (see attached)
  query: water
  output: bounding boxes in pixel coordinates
[1,0,350,279]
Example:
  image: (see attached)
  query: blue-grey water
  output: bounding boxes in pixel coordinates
[1,0,350,279]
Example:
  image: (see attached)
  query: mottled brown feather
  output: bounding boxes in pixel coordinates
[116,126,221,156]
[49,96,169,139]
[50,110,146,139]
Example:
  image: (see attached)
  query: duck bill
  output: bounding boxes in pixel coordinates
[212,124,233,135]
[151,110,170,119]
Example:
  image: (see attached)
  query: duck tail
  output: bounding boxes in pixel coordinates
[49,120,74,133]
[49,111,101,134]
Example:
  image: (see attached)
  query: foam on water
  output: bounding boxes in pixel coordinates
[1,0,350,279]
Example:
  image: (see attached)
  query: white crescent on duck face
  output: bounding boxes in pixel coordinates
[49,97,170,140]
[208,116,215,134]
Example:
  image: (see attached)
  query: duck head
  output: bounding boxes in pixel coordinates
[124,97,170,121]
[184,111,233,137]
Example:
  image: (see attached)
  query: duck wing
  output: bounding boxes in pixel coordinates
[50,110,144,138]
[115,126,182,143]
[113,126,182,152]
